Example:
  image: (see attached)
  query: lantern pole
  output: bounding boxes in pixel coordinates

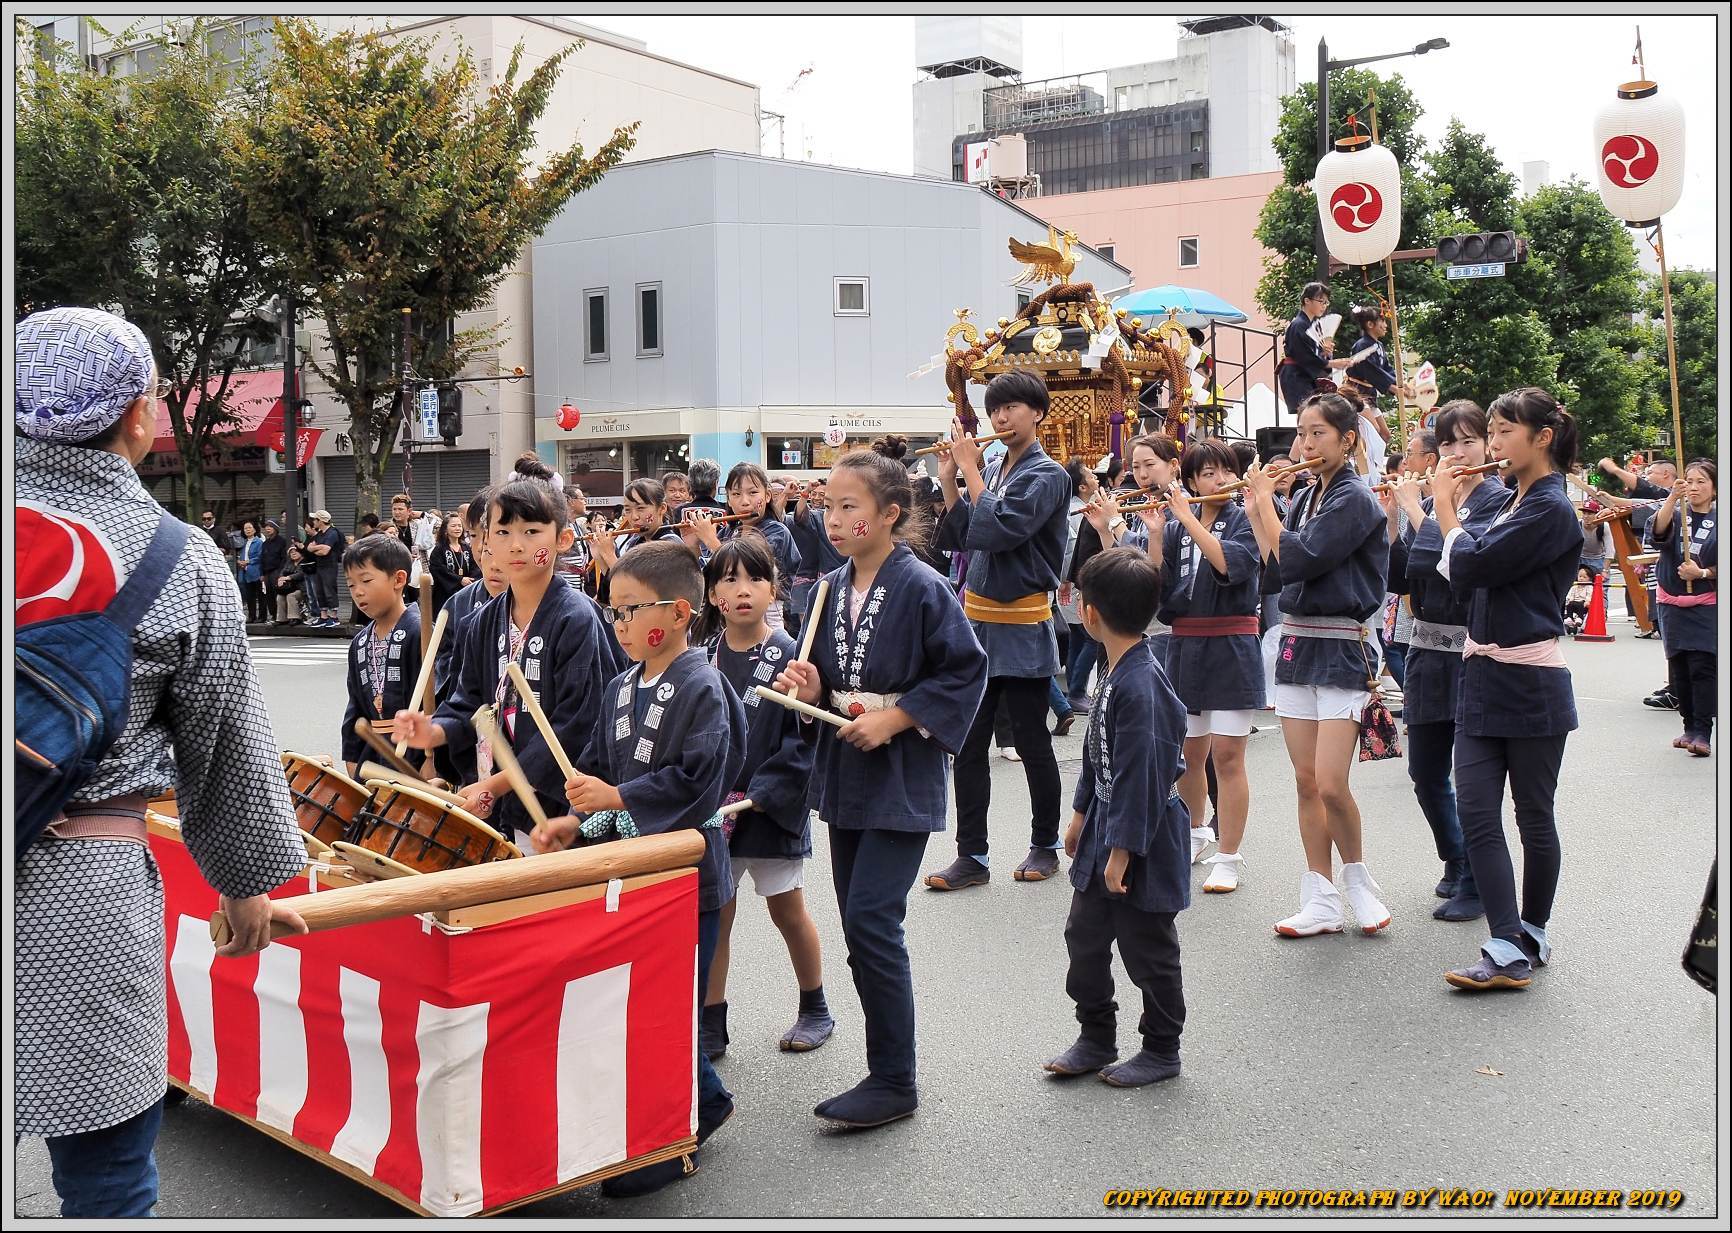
[1634,28,1691,578]
[1653,220,1693,577]
[1368,90,1411,447]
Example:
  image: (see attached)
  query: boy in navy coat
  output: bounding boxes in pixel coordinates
[339,536,422,778]
[1044,547,1190,1087]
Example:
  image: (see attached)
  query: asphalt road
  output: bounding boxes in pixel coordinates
[14,625,1722,1219]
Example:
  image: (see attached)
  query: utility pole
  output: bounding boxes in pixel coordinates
[280,294,301,532]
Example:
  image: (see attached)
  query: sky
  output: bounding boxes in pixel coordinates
[588,12,1720,271]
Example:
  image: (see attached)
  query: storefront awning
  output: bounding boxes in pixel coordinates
[150,369,284,453]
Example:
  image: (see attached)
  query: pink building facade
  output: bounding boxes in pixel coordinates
[1025,171,1284,335]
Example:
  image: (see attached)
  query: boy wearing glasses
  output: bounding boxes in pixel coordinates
[536,540,747,1197]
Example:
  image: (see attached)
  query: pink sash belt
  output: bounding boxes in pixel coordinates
[1658,588,1718,608]
[1462,636,1567,668]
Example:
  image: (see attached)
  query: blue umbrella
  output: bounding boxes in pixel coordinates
[1113,284,1248,327]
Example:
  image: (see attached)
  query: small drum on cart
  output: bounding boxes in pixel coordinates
[282,752,371,854]
[336,780,521,880]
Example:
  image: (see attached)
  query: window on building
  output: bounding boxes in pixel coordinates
[1178,236,1200,269]
[835,277,869,316]
[636,283,662,356]
[1190,130,1203,153]
[1016,291,1032,312]
[1190,162,1205,181]
[584,289,608,362]
[1097,243,1115,264]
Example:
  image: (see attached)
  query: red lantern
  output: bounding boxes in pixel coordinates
[1313,131,1402,267]
[557,402,581,431]
[1593,79,1684,227]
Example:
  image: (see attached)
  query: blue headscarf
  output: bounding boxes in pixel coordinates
[14,307,156,444]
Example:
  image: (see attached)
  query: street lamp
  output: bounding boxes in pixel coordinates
[1315,36,1450,283]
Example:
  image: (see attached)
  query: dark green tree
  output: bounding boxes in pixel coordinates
[236,20,637,520]
[1516,179,1657,460]
[1254,69,1437,334]
[1643,266,1717,460]
[1404,119,1554,408]
[14,17,279,519]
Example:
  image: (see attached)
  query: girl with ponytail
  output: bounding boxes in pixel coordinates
[1429,387,1583,991]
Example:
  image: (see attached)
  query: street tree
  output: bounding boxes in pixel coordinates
[1516,179,1658,461]
[1642,266,1717,462]
[1254,68,1437,334]
[236,20,636,522]
[14,17,279,520]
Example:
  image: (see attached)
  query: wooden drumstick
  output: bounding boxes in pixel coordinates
[472,705,549,832]
[357,763,468,808]
[787,578,830,697]
[209,830,706,946]
[396,608,448,759]
[719,798,755,817]
[752,685,849,728]
[505,661,576,782]
[911,429,1013,458]
[354,719,426,780]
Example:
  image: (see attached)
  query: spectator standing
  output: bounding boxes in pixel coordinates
[236,519,268,624]
[259,520,290,623]
[306,510,346,627]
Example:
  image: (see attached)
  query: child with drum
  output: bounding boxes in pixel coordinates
[390,480,618,852]
[340,536,422,780]
[535,540,747,1195]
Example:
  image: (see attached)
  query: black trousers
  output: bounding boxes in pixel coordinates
[955,675,1061,859]
[1063,890,1185,1057]
[1455,732,1566,949]
[1668,650,1717,737]
[830,826,929,1091]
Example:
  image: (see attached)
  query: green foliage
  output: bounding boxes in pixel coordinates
[1644,266,1718,459]
[15,17,278,518]
[235,20,637,518]
[1256,69,1436,334]
[1257,69,1675,459]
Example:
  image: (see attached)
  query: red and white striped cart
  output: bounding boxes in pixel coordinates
[151,817,700,1216]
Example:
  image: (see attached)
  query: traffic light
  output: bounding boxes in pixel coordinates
[1435,231,1527,267]
[436,384,462,446]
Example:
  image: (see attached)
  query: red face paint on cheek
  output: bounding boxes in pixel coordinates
[646,628,665,648]
[852,520,870,539]
[533,548,549,567]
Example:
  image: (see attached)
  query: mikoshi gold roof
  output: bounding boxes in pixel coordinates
[941,245,1196,461]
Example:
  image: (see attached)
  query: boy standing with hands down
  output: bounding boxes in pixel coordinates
[535,540,746,1195]
[1044,547,1190,1088]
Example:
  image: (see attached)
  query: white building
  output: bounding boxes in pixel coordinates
[530,150,1131,501]
[913,15,1294,191]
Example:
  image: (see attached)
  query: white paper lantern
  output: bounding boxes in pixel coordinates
[1313,135,1402,267]
[1593,80,1685,227]
[823,423,847,448]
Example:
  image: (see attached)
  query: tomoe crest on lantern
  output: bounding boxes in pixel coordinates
[1593,80,1684,226]
[1313,128,1402,266]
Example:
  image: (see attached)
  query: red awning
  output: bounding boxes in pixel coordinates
[150,369,285,453]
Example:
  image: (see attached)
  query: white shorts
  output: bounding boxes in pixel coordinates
[1274,683,1369,723]
[731,856,804,898]
[1185,709,1255,739]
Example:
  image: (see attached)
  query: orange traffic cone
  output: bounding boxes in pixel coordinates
[1576,572,1616,642]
